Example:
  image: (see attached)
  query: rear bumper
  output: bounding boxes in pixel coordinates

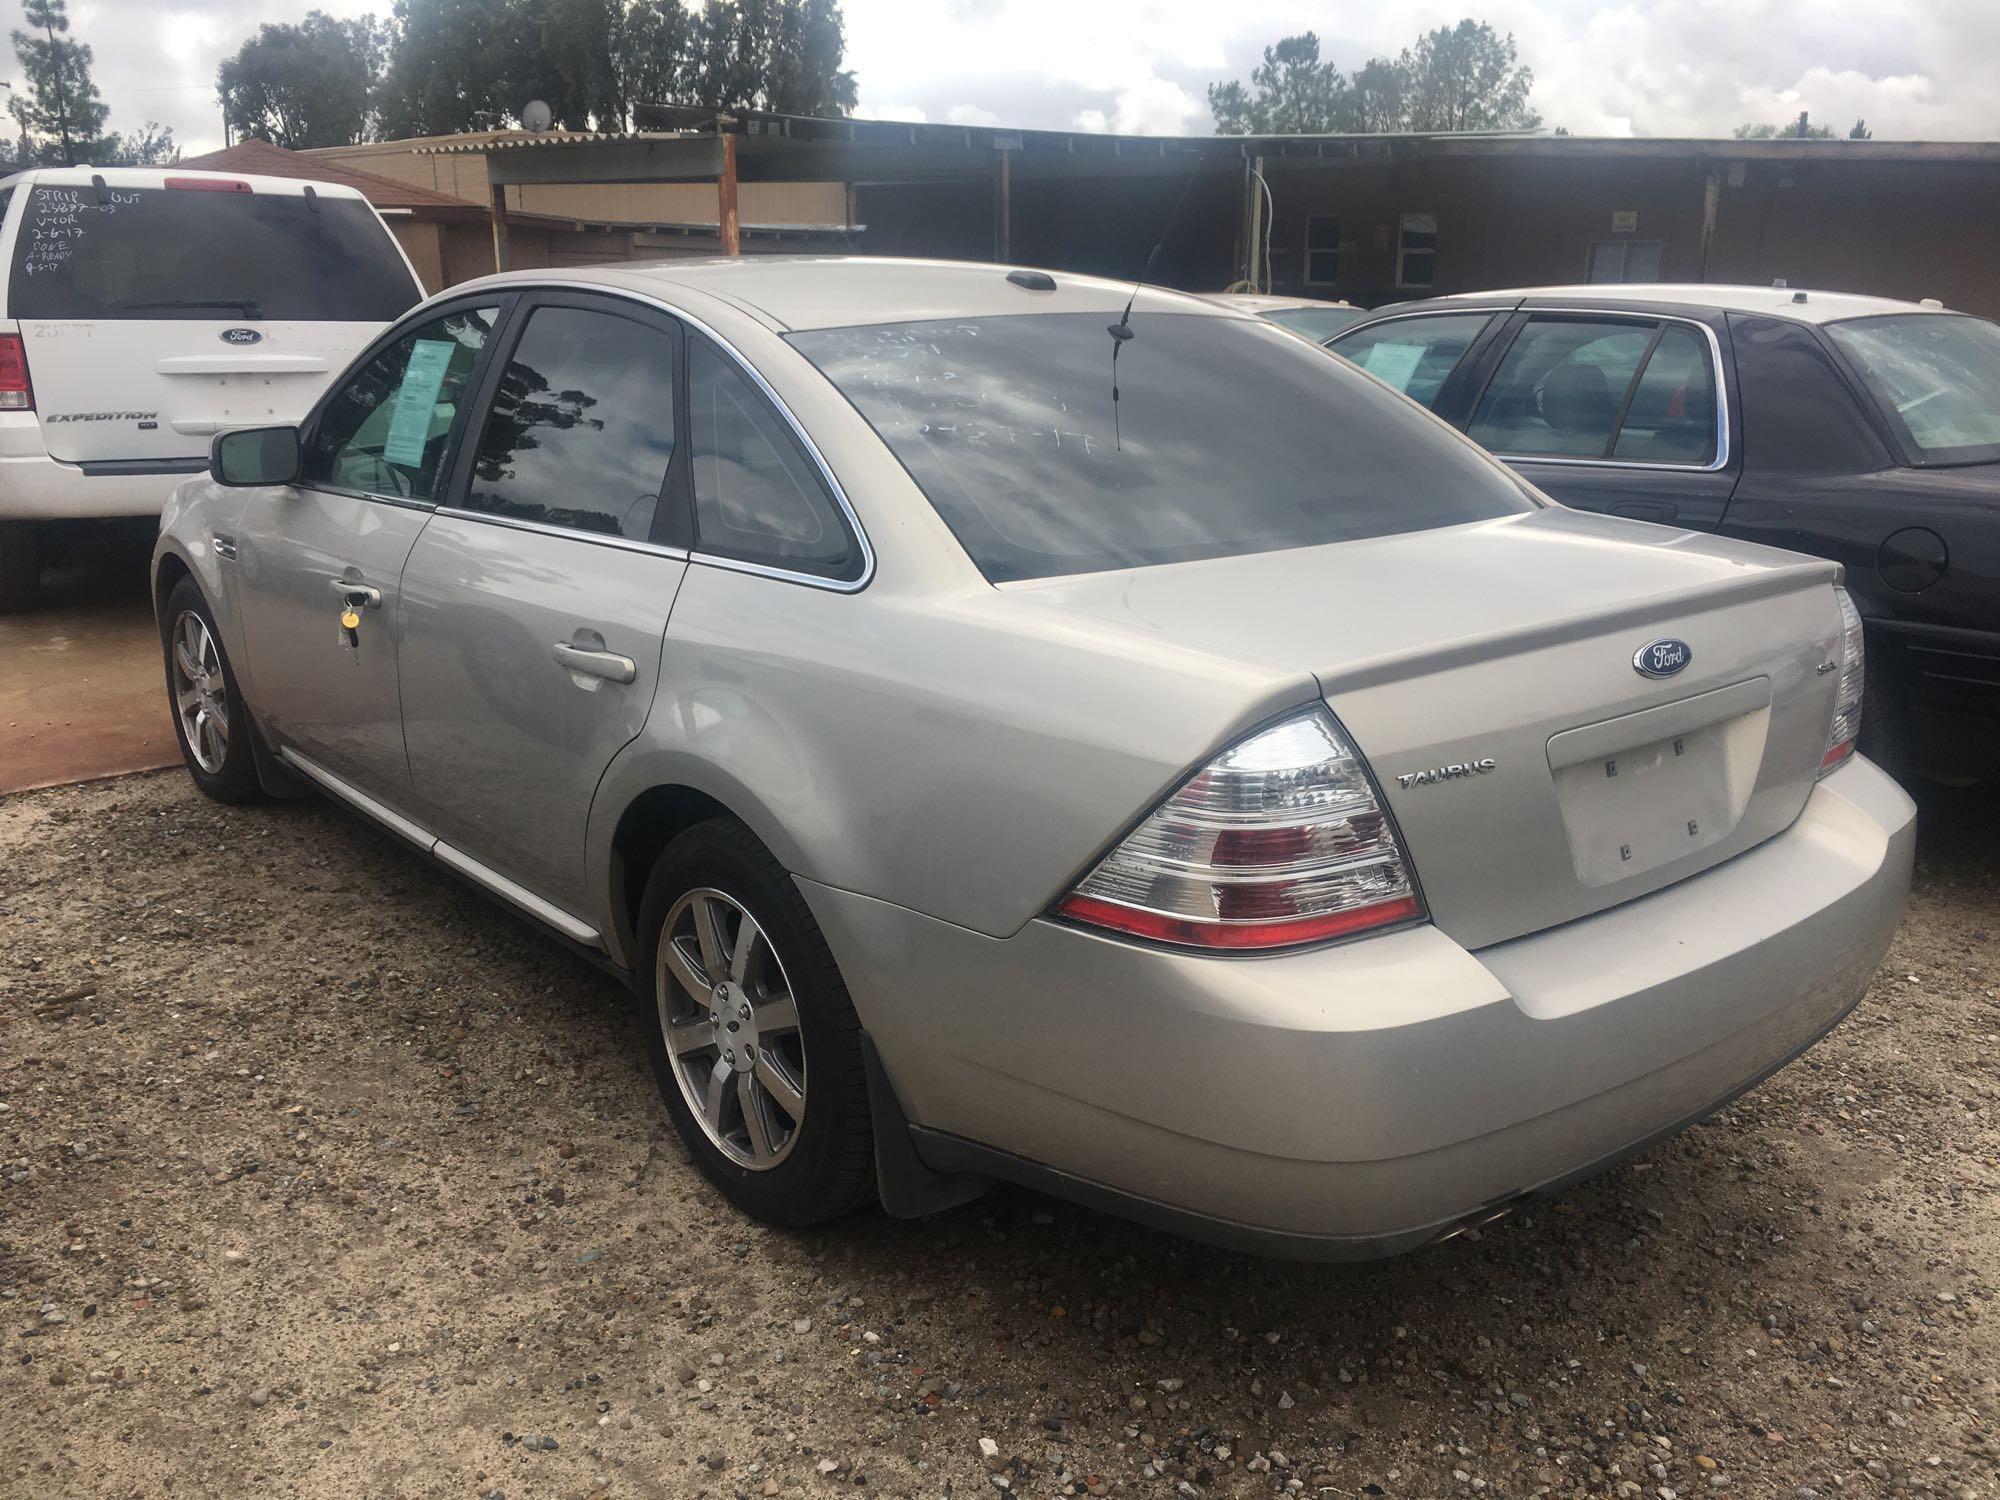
[0,420,199,520]
[803,755,1915,1258]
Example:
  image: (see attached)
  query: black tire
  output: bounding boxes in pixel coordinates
[0,520,40,612]
[1857,650,1912,787]
[636,818,875,1226]
[161,577,265,804]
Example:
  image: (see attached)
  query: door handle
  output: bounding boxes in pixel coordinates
[551,642,638,685]
[330,578,384,608]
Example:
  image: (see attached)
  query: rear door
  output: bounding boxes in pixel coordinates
[7,175,421,468]
[1456,309,1740,529]
[398,290,690,916]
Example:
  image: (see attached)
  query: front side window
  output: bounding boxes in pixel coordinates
[465,305,677,540]
[1396,213,1437,289]
[8,185,418,321]
[1329,313,1493,409]
[1304,216,1339,286]
[1825,314,2000,466]
[788,312,1533,583]
[303,303,499,501]
[688,338,858,579]
[1469,317,1654,459]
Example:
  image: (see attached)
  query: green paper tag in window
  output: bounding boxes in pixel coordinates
[380,338,456,469]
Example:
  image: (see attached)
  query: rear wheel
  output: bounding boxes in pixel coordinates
[163,577,263,804]
[0,520,40,612]
[637,819,875,1226]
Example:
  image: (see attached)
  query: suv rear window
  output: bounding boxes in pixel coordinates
[1824,313,2000,466]
[788,312,1533,581]
[7,184,419,322]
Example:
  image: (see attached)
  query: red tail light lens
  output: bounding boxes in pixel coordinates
[1056,708,1423,952]
[0,333,33,411]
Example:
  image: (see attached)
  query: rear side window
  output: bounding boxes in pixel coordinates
[1469,315,1718,465]
[688,338,858,580]
[465,305,677,541]
[1330,313,1493,408]
[8,184,419,322]
[303,304,499,501]
[789,312,1533,583]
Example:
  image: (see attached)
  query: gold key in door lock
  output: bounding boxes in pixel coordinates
[340,607,361,631]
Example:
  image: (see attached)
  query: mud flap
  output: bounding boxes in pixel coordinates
[861,1031,990,1219]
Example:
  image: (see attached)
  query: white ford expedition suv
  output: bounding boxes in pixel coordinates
[0,165,424,608]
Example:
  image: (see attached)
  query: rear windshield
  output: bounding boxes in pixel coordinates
[787,312,1533,581]
[7,184,420,322]
[1825,314,2000,466]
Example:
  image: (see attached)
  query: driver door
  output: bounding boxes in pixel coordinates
[232,296,510,811]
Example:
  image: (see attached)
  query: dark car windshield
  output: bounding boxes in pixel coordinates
[1825,313,2000,466]
[787,312,1533,582]
[8,184,420,322]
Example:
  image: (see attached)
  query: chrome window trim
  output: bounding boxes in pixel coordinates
[1477,308,1731,474]
[431,505,692,562]
[477,276,877,594]
[299,483,438,513]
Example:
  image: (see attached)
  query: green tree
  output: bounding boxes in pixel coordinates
[217,11,384,149]
[1208,18,1537,136]
[375,0,517,138]
[1734,112,1835,140]
[1397,20,1539,132]
[1848,118,1871,139]
[502,0,624,130]
[112,119,179,165]
[8,0,113,166]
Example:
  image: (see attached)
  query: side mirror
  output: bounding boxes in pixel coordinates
[211,426,301,487]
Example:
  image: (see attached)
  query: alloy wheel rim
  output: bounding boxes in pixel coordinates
[656,887,808,1170]
[170,611,230,775]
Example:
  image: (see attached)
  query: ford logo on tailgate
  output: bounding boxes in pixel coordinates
[1632,638,1693,678]
[219,327,263,346]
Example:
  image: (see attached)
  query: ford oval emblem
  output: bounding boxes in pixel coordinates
[1633,638,1693,678]
[219,327,263,346]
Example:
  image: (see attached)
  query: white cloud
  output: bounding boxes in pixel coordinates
[944,103,1002,127]
[850,103,931,124]
[1106,77,1201,135]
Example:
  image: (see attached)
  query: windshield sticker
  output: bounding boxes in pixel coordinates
[380,339,456,468]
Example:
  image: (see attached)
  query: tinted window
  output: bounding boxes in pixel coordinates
[688,338,857,579]
[1826,314,2000,466]
[1330,313,1493,408]
[8,185,419,321]
[1730,315,1888,476]
[465,305,676,540]
[303,304,498,501]
[1261,305,1367,342]
[788,312,1533,583]
[1612,325,1718,463]
[1469,318,1652,457]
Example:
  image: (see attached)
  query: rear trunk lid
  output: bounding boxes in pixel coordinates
[1008,508,1846,950]
[3,169,422,466]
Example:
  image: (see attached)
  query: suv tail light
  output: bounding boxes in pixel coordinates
[0,333,32,411]
[1056,708,1422,951]
[1820,585,1865,776]
[167,176,252,193]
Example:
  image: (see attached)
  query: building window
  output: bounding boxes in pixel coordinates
[1304,216,1339,286]
[1587,239,1664,283]
[1396,213,1437,289]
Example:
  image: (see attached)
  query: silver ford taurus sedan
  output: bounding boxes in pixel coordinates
[152,258,1915,1258]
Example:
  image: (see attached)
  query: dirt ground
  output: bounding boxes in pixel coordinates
[1,770,1995,1500]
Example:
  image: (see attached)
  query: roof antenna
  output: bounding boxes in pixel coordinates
[1106,163,1202,451]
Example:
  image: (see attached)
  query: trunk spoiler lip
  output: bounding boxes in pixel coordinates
[1314,558,1841,696]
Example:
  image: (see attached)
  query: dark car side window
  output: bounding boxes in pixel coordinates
[1729,314,1891,475]
[687,337,858,581]
[1469,315,1718,466]
[302,303,500,501]
[464,305,677,541]
[1329,313,1493,408]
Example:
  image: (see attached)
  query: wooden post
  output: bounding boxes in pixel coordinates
[995,147,1011,263]
[489,180,512,273]
[718,133,741,256]
[1696,166,1720,284]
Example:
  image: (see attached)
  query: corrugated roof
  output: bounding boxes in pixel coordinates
[177,138,484,214]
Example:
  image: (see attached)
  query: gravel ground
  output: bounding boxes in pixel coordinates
[1,769,1996,1500]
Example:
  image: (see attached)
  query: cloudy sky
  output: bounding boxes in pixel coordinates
[46,0,2000,157]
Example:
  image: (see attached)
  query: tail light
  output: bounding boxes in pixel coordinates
[0,333,32,411]
[1056,708,1422,951]
[1820,585,1865,776]
[167,176,252,193]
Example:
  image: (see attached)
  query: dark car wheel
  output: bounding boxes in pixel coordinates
[636,818,875,1226]
[162,577,264,804]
